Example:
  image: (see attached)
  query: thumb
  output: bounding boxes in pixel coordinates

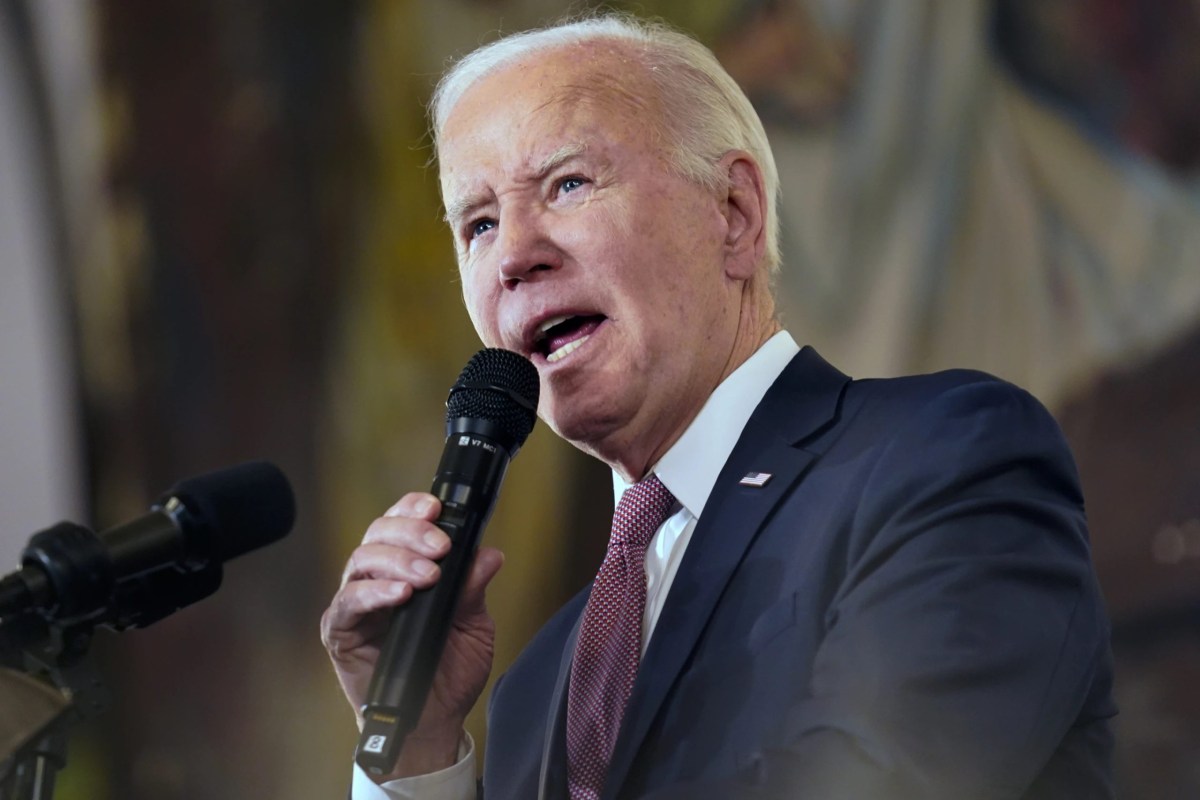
[456,546,505,619]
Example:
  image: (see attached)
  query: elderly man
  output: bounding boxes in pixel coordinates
[321,14,1114,800]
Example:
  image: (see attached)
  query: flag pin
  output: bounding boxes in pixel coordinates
[739,472,772,487]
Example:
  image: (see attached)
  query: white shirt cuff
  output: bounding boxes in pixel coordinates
[350,732,476,800]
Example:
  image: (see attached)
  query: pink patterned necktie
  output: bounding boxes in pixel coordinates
[566,474,677,800]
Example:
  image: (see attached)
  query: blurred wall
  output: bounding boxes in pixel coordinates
[2,1,1198,798]
[0,0,85,571]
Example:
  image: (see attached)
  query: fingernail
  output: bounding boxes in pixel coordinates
[414,559,436,577]
[415,497,434,515]
[424,530,444,549]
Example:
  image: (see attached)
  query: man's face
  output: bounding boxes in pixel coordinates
[438,44,749,477]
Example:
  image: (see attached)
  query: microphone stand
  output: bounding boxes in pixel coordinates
[0,613,110,800]
[0,558,225,799]
[4,727,68,800]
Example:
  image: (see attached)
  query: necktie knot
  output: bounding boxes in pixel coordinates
[610,474,677,550]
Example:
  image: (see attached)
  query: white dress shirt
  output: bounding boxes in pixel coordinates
[353,332,800,800]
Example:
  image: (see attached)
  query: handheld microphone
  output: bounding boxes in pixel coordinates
[0,461,295,631]
[355,348,538,775]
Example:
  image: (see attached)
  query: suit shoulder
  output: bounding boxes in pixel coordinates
[843,368,1054,426]
[821,367,1075,481]
[848,367,1017,403]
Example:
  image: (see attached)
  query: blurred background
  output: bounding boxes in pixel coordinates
[1,0,1198,797]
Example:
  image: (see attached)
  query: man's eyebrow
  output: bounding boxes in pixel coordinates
[533,142,587,177]
[443,142,589,225]
[444,193,485,226]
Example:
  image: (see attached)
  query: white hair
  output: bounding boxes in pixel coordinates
[429,13,782,272]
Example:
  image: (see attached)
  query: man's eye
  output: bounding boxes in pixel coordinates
[558,176,588,194]
[469,219,496,239]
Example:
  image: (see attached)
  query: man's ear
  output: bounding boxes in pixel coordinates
[719,150,768,281]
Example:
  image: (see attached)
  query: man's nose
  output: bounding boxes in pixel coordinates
[496,212,560,288]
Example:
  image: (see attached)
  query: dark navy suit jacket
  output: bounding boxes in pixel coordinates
[482,347,1115,799]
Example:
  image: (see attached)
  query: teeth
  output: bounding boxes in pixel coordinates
[546,335,590,363]
[538,315,571,334]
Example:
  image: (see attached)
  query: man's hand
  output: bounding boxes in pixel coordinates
[320,492,504,779]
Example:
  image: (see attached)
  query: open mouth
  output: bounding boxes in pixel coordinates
[534,314,606,363]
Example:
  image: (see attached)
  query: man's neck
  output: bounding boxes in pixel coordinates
[594,316,782,483]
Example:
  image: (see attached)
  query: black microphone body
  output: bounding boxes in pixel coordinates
[356,349,538,775]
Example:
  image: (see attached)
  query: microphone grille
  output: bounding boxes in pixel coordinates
[164,460,296,562]
[446,349,539,448]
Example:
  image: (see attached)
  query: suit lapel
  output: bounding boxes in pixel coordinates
[538,609,583,800]
[601,347,849,798]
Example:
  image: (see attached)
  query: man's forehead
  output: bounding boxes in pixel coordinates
[438,50,661,203]
[440,41,659,146]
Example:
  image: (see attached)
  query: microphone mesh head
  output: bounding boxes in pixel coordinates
[165,461,296,562]
[446,349,539,447]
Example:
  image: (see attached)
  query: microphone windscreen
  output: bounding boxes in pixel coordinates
[163,461,296,562]
[446,349,539,447]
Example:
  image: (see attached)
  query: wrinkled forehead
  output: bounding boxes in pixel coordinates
[544,43,659,114]
[435,41,665,179]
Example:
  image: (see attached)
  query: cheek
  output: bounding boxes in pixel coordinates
[459,269,500,345]
[591,193,634,241]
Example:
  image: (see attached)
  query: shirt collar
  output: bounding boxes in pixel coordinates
[612,331,800,516]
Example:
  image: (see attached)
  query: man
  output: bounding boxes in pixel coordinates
[321,14,1115,800]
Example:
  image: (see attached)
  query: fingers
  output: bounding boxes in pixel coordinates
[325,496,505,649]
[361,516,449,557]
[343,493,452,589]
[325,494,446,646]
[321,578,412,651]
[341,542,443,589]
[383,492,441,521]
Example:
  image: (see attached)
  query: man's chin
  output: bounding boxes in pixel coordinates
[541,398,627,456]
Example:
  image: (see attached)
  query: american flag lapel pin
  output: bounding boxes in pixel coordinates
[739,471,772,487]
